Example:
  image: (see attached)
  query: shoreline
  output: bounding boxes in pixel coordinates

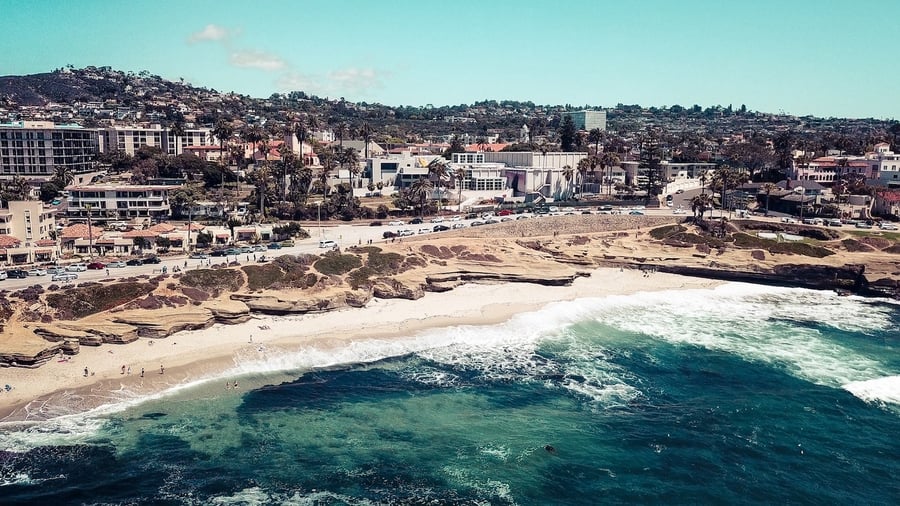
[0,267,722,423]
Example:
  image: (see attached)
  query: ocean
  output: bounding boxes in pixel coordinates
[1,282,898,505]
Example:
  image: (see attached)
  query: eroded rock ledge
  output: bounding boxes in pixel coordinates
[425,271,579,292]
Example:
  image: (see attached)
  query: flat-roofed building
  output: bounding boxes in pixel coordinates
[65,184,173,223]
[561,110,607,131]
[0,121,99,180]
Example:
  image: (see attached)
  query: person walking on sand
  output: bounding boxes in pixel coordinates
[84,367,89,377]
[160,365,164,375]
[121,365,125,375]
[140,368,144,378]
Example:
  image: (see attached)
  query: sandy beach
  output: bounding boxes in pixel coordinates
[0,267,720,423]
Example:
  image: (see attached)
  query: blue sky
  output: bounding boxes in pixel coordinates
[1,0,898,119]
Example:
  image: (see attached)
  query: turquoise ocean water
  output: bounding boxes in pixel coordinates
[1,282,899,505]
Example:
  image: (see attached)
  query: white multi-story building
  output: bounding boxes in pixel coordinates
[0,121,99,180]
[65,184,172,223]
[100,124,216,156]
[366,152,443,188]
[873,143,900,188]
[448,153,507,192]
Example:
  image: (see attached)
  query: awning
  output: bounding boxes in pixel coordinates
[34,249,53,254]
[216,233,230,238]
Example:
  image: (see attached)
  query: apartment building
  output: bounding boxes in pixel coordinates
[0,200,58,265]
[99,124,216,156]
[0,120,100,180]
[561,110,607,131]
[66,184,172,223]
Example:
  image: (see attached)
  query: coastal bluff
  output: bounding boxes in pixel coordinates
[1,215,898,369]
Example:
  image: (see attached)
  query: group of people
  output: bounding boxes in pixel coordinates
[225,381,239,390]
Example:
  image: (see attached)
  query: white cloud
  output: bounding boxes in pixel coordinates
[275,72,327,96]
[230,50,286,71]
[327,67,385,95]
[187,24,230,43]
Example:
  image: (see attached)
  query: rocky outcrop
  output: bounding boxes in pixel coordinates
[631,263,873,294]
[111,309,215,339]
[230,290,373,314]
[424,271,577,292]
[372,279,425,300]
[206,299,252,324]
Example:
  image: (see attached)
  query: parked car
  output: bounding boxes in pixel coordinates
[210,249,228,257]
[280,240,295,247]
[433,225,450,232]
[470,220,485,227]
[855,222,873,229]
[383,231,397,239]
[369,221,383,227]
[879,222,898,230]
[417,228,430,234]
[628,210,645,215]
[319,239,337,248]
[143,256,161,264]
[126,258,144,266]
[451,223,466,229]
[497,209,513,216]
[6,269,27,279]
[267,242,283,250]
[676,189,685,194]
[46,266,66,275]
[107,261,127,268]
[410,217,423,225]
[27,268,47,276]
[189,252,208,259]
[388,220,405,226]
[465,213,478,219]
[66,263,87,272]
[398,229,414,237]
[449,215,462,221]
[224,248,242,255]
[0,271,6,280]
[826,219,842,227]
[239,246,254,253]
[253,245,267,252]
[430,217,444,223]
[500,217,513,222]
[86,262,105,270]
[51,272,78,282]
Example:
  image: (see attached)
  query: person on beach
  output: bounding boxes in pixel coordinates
[140,368,144,378]
[84,367,89,377]
[121,365,125,375]
[160,365,164,374]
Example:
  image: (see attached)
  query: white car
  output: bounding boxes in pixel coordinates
[398,229,414,237]
[107,261,127,268]
[417,228,430,234]
[388,220,405,226]
[27,268,47,276]
[318,239,337,248]
[52,272,78,282]
[430,217,444,223]
[66,263,87,272]
[449,216,462,221]
[451,223,466,229]
[673,208,687,215]
[879,222,898,230]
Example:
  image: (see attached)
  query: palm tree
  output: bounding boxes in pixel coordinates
[588,128,603,155]
[690,193,712,219]
[52,165,74,190]
[358,122,373,159]
[576,158,590,198]
[334,121,349,148]
[318,150,337,197]
[762,182,778,215]
[427,157,449,213]
[409,177,434,217]
[454,167,467,212]
[211,119,235,213]
[340,147,360,189]
[600,152,620,195]
[561,165,574,200]
[698,170,709,195]
[169,120,186,153]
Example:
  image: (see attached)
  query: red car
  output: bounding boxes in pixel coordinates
[86,262,106,270]
[497,209,513,216]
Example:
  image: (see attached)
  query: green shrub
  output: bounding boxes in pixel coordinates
[649,224,686,240]
[348,266,377,289]
[314,253,362,276]
[732,233,834,258]
[367,251,404,274]
[179,269,244,294]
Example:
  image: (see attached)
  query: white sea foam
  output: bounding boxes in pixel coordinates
[583,283,895,393]
[843,375,900,408]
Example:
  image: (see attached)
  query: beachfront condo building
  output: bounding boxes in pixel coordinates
[0,121,100,180]
[65,184,172,224]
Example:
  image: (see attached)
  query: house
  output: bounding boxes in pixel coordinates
[872,190,900,217]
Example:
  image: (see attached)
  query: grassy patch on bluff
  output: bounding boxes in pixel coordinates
[179,269,244,295]
[732,233,834,258]
[46,281,157,319]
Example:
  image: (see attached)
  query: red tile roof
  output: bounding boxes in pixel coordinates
[0,235,21,248]
[60,223,103,240]
[122,230,160,238]
[149,223,177,233]
[464,143,509,152]
[35,239,57,247]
